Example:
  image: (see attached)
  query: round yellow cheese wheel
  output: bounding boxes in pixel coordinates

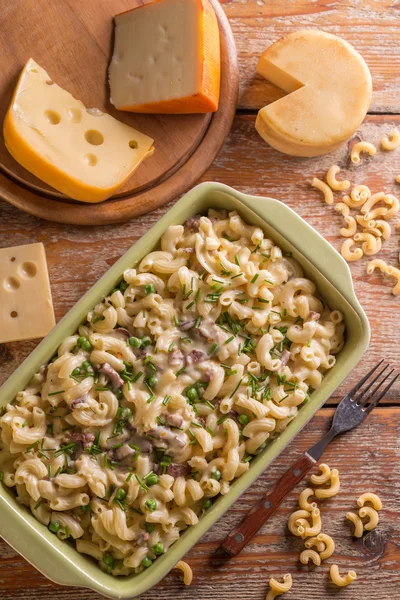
[255,30,372,157]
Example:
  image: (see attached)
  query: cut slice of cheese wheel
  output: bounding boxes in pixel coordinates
[3,59,154,203]
[255,30,372,157]
[109,0,220,114]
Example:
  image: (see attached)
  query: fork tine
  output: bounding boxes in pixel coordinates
[365,373,399,414]
[354,364,390,405]
[357,368,393,408]
[347,359,385,398]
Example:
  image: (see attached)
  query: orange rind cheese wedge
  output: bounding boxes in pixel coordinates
[109,0,220,114]
[4,58,154,203]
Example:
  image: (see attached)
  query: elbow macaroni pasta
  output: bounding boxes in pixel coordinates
[311,178,334,205]
[330,564,357,587]
[266,574,292,600]
[0,211,344,576]
[350,141,376,164]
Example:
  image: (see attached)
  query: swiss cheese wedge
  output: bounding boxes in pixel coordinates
[255,30,372,157]
[3,59,154,203]
[109,0,221,114]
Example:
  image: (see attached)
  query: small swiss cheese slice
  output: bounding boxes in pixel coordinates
[0,243,55,343]
[109,0,221,114]
[3,59,154,203]
[255,30,372,157]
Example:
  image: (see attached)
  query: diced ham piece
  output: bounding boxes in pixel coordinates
[186,349,208,365]
[70,394,91,409]
[165,414,183,428]
[169,348,184,366]
[71,432,95,450]
[185,215,201,232]
[179,319,196,331]
[113,328,131,339]
[115,444,136,461]
[280,349,291,367]
[100,363,124,389]
[166,463,192,478]
[308,311,320,321]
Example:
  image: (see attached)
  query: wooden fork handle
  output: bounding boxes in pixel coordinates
[221,452,316,556]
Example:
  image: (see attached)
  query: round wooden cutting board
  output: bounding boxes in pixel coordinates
[0,0,238,225]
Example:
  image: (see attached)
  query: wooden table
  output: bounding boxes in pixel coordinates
[1,1,400,599]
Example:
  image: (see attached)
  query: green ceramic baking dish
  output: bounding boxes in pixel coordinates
[0,182,370,599]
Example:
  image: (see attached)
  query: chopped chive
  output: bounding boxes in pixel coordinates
[231,272,243,280]
[271,310,282,316]
[25,441,40,452]
[217,414,229,425]
[34,498,44,510]
[186,301,195,310]
[251,273,259,284]
[206,426,215,437]
[195,316,202,328]
[261,253,270,259]
[168,342,175,353]
[95,387,110,391]
[176,367,185,376]
[48,390,65,396]
[173,316,179,327]
[210,343,218,354]
[132,371,143,383]
[234,255,240,266]
[230,377,243,398]
[224,336,235,345]
[205,400,215,410]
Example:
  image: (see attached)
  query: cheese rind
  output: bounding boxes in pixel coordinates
[109,0,220,114]
[255,30,372,157]
[0,243,55,343]
[3,59,155,203]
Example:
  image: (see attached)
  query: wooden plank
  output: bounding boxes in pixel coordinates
[1,407,399,599]
[1,114,399,402]
[222,0,400,113]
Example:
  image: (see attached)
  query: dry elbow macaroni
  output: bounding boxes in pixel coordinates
[266,574,292,600]
[347,492,382,537]
[312,178,334,205]
[0,210,344,576]
[174,560,193,585]
[381,128,400,151]
[330,564,357,587]
[326,166,350,191]
[350,141,376,164]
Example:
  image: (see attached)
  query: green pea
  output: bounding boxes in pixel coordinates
[115,389,123,400]
[211,469,222,481]
[141,336,152,347]
[77,337,93,352]
[145,498,157,512]
[145,523,155,534]
[152,543,164,556]
[144,284,155,295]
[129,336,142,348]
[48,521,60,534]
[141,557,152,568]
[202,498,212,510]
[71,367,81,377]
[81,503,91,513]
[82,360,92,371]
[146,473,159,486]
[186,387,198,401]
[115,488,127,501]
[147,375,158,388]
[120,407,132,421]
[238,414,249,426]
[119,281,129,292]
[257,441,267,452]
[103,553,116,568]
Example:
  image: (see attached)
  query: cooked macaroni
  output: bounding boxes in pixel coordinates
[0,211,344,576]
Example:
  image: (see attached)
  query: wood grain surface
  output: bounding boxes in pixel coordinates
[1,1,400,599]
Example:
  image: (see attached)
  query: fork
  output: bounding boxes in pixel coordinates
[221,360,398,556]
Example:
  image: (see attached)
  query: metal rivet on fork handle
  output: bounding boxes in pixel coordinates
[235,533,244,542]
